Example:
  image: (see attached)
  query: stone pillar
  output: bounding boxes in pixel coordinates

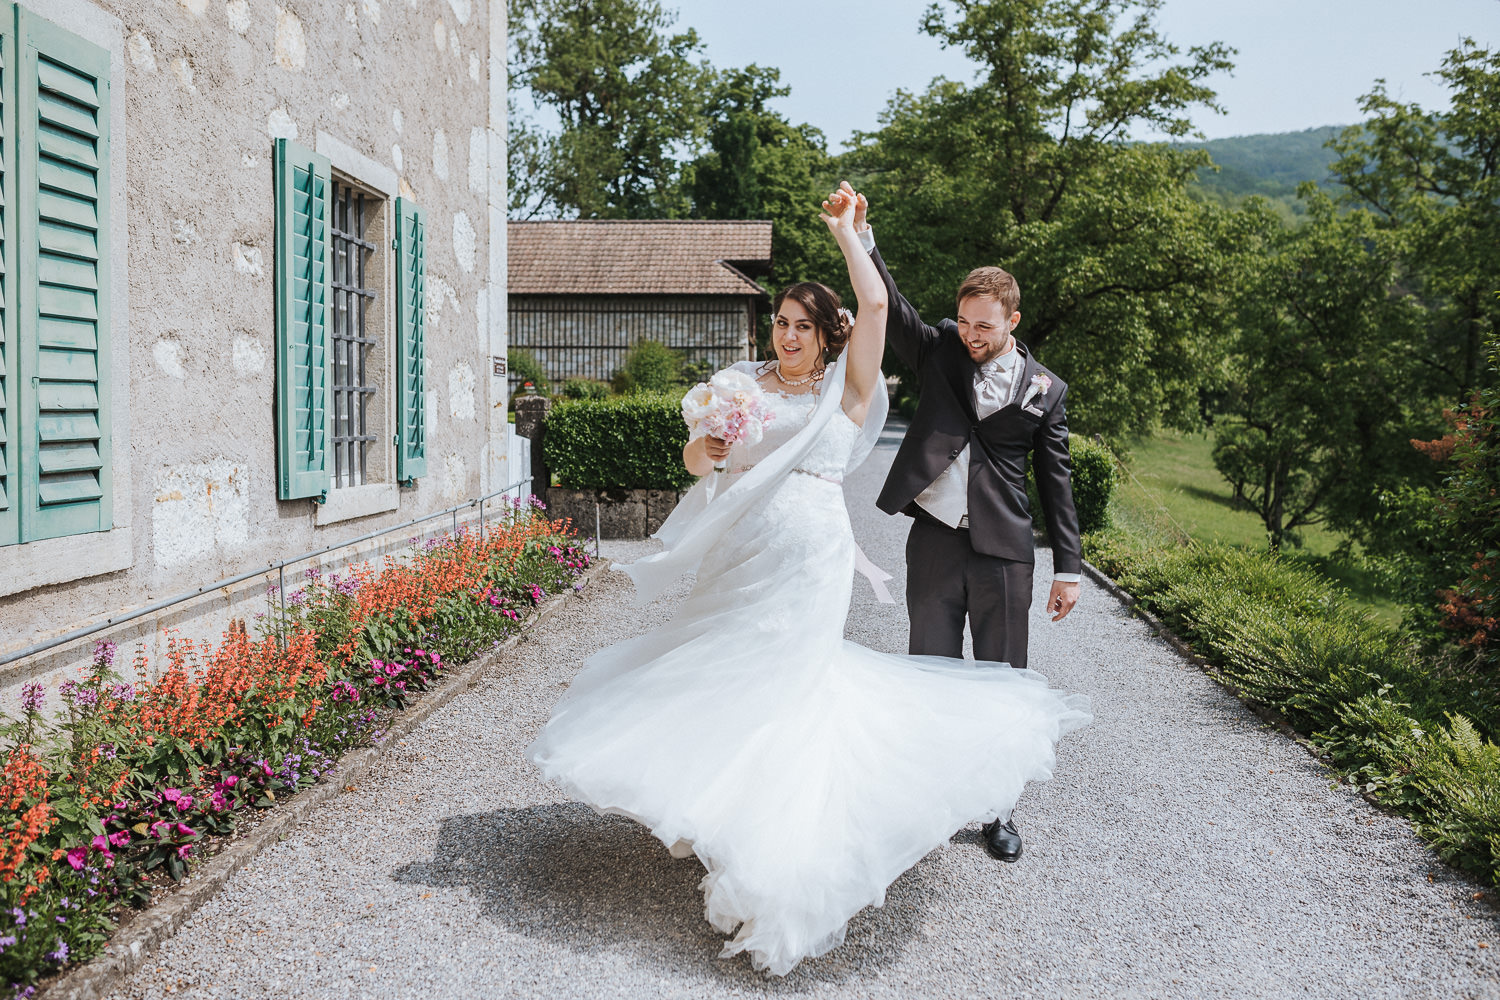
[513,394,552,501]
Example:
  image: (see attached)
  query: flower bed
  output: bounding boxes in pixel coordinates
[0,500,588,995]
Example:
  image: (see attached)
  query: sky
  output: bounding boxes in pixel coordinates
[669,0,1500,147]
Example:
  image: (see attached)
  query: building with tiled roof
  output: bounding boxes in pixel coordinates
[507,220,773,389]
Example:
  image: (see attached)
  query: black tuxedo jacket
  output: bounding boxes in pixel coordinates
[872,247,1082,575]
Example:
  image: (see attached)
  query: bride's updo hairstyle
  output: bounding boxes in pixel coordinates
[771,282,852,363]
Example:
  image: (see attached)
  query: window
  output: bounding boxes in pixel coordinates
[273,138,426,505]
[0,3,113,547]
[329,180,381,490]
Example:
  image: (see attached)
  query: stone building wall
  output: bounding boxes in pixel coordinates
[0,0,512,693]
[508,295,754,387]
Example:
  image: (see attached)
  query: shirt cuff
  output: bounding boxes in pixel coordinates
[1053,573,1081,584]
[857,227,875,253]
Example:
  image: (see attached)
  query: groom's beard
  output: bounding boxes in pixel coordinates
[967,328,1016,365]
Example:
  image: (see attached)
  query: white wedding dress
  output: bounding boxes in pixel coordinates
[526,359,1091,976]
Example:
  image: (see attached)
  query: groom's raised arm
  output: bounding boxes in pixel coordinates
[863,236,942,373]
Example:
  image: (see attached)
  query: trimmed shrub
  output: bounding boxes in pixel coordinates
[614,339,683,394]
[508,348,551,398]
[544,392,694,491]
[561,378,610,401]
[1029,435,1116,536]
[1086,536,1500,887]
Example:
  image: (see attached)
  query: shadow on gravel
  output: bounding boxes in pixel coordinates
[394,802,940,988]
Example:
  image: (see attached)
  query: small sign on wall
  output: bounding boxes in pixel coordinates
[491,356,507,376]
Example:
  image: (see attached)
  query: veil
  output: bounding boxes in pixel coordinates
[617,351,888,605]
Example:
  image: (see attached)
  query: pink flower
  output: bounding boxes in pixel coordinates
[175,823,197,838]
[107,831,131,848]
[177,845,194,860]
[65,847,86,870]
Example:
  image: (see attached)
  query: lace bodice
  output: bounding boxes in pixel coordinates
[730,389,862,482]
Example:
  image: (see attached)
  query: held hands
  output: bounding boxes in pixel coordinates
[1047,581,1080,622]
[820,180,863,235]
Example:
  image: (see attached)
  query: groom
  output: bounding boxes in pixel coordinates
[852,193,1082,864]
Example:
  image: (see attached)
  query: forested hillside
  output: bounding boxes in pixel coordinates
[1179,126,1347,217]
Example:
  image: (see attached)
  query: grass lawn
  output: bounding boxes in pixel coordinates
[1110,430,1403,624]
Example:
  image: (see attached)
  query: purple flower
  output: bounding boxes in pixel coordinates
[10,908,25,927]
[19,682,45,713]
[0,935,15,948]
[46,939,69,963]
[92,640,117,671]
[109,683,136,702]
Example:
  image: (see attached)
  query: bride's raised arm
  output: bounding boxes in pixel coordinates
[820,181,888,426]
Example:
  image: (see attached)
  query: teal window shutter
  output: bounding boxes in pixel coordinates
[0,2,16,547]
[274,137,331,501]
[16,6,110,542]
[395,197,426,482]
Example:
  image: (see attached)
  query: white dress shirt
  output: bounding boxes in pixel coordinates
[861,226,1081,585]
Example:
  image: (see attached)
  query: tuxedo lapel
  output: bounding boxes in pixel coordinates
[1015,347,1040,411]
[943,342,980,421]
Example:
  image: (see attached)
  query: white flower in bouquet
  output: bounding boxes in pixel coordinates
[681,382,716,424]
[709,368,759,401]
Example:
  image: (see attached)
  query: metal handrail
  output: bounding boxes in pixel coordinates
[1,477,541,668]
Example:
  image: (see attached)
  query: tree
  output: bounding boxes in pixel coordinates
[846,0,1238,437]
[1425,326,1500,669]
[1211,193,1431,550]
[508,0,712,218]
[683,66,847,354]
[507,90,555,219]
[1328,40,1500,400]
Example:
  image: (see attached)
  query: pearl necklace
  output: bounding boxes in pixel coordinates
[772,361,825,388]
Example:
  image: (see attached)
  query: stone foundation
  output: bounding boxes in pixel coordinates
[546,487,687,539]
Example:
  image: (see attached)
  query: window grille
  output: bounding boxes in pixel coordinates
[329,182,380,489]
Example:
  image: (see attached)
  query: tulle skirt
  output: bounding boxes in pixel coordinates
[526,473,1090,975]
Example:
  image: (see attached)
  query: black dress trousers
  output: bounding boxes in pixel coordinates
[905,516,1034,670]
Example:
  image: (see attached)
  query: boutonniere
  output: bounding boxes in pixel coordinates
[1021,372,1052,409]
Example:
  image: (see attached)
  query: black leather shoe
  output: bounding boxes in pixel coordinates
[982,818,1022,862]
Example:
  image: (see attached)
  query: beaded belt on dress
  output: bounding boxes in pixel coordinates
[727,465,842,485]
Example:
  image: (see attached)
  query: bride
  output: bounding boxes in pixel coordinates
[526,185,1091,976]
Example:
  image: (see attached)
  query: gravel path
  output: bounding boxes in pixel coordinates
[106,420,1500,1000]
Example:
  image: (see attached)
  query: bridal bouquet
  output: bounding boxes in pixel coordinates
[681,369,776,474]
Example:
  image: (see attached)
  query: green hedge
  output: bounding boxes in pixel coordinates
[1084,533,1500,886]
[1029,435,1116,535]
[544,392,695,491]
